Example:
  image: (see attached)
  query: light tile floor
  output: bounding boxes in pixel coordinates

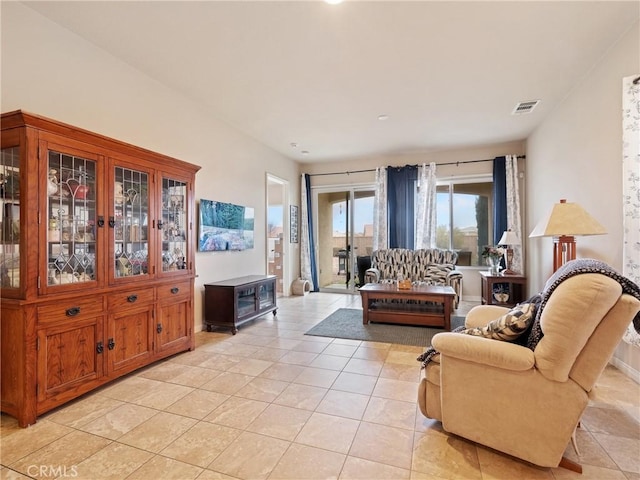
[1,293,639,479]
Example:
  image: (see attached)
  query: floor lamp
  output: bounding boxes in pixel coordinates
[529,199,606,272]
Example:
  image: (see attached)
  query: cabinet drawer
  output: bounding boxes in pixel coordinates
[37,296,105,324]
[108,288,155,310]
[157,281,191,300]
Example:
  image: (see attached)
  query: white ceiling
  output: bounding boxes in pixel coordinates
[23,1,639,163]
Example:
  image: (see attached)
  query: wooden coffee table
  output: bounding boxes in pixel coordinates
[359,283,456,331]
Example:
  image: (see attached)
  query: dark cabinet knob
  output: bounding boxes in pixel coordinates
[97,216,105,227]
[127,294,138,303]
[108,338,115,350]
[66,306,81,317]
[157,323,163,333]
[96,341,104,354]
[170,287,179,294]
[108,216,115,228]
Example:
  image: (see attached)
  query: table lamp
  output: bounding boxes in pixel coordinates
[529,199,606,272]
[498,229,520,274]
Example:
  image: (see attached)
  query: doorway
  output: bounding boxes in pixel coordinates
[266,174,288,296]
[315,186,375,293]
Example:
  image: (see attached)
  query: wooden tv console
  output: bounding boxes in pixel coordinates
[204,275,277,334]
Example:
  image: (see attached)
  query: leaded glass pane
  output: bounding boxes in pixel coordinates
[0,146,20,288]
[47,151,97,285]
[161,177,187,272]
[114,166,149,278]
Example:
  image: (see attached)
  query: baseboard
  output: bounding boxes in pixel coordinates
[461,295,481,303]
[609,357,640,384]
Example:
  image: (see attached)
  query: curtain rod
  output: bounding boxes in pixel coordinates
[307,155,526,177]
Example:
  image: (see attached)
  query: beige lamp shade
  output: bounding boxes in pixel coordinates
[498,230,521,246]
[529,199,606,237]
[530,199,606,272]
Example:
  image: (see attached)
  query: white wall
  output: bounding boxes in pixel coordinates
[1,2,301,331]
[526,21,640,379]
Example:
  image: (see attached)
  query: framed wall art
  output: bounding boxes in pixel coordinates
[290,205,299,243]
[198,199,255,251]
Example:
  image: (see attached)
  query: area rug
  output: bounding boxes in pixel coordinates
[304,308,466,347]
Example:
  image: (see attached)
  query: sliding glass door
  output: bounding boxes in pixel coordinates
[315,186,374,293]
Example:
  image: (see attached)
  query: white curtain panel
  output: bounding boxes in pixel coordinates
[372,166,388,251]
[505,155,523,274]
[622,75,640,346]
[300,174,314,290]
[415,162,437,249]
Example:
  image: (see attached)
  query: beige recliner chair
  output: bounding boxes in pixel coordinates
[418,272,640,472]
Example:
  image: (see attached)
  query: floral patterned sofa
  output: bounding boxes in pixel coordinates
[364,248,463,309]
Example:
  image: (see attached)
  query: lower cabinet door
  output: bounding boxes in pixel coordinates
[37,316,105,411]
[107,304,154,376]
[157,295,192,355]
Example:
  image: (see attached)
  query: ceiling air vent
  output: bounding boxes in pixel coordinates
[512,100,540,115]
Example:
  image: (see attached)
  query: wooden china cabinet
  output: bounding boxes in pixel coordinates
[0,111,200,427]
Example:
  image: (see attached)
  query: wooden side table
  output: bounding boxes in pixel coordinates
[480,271,527,307]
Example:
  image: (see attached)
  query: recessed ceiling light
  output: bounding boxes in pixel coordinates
[301,150,309,155]
[324,0,343,4]
[378,114,389,121]
[290,142,298,148]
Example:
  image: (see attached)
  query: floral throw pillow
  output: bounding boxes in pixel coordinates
[463,302,536,341]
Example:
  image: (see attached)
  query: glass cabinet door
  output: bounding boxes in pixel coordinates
[259,281,275,310]
[237,287,257,317]
[0,145,20,290]
[113,165,150,280]
[160,177,188,274]
[47,150,97,287]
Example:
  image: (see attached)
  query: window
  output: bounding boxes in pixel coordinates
[435,176,493,266]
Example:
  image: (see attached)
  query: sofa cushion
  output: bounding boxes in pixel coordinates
[416,248,458,265]
[463,302,536,341]
[421,263,454,285]
[373,248,414,281]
